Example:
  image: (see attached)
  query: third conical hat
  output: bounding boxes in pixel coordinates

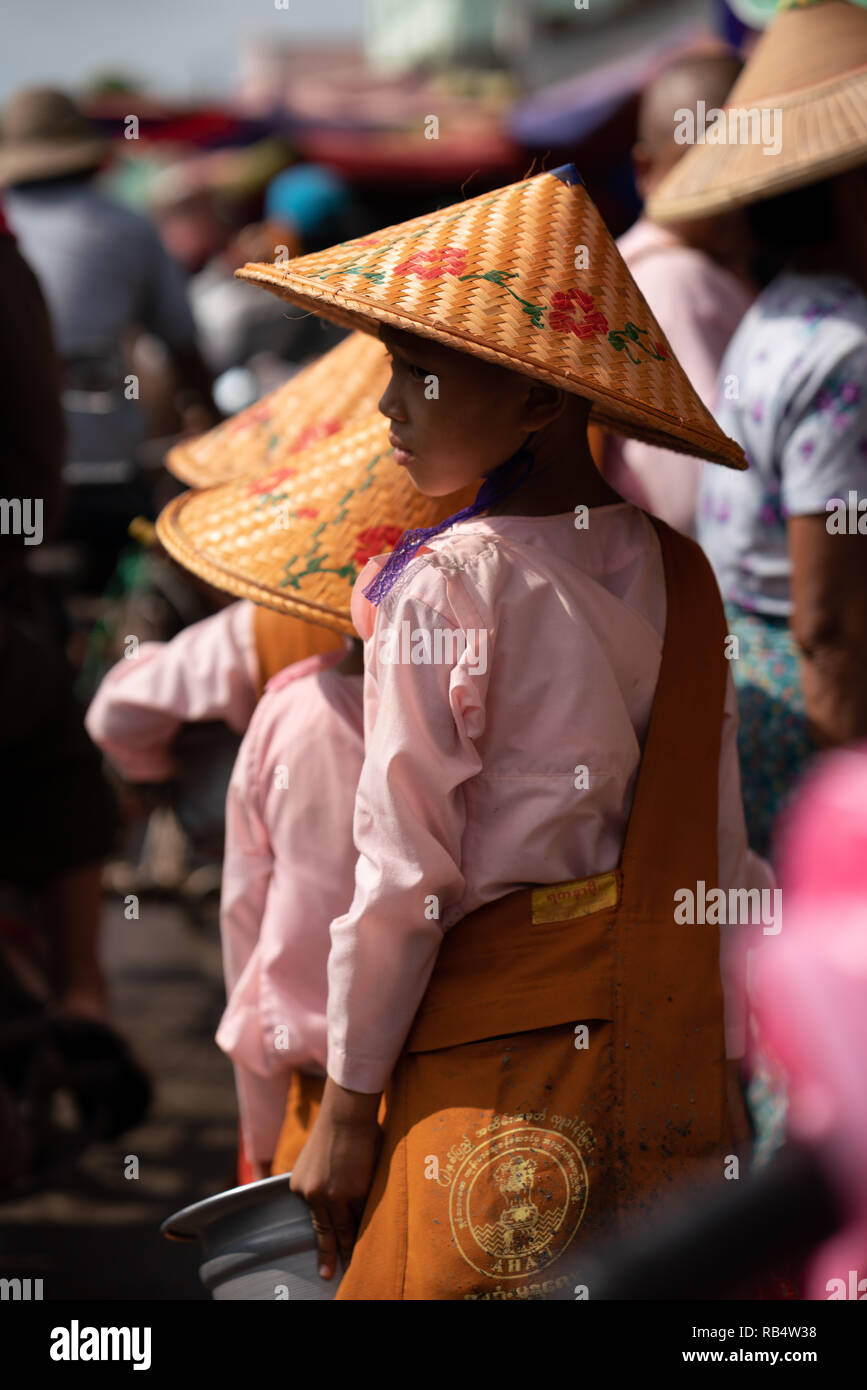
[166,331,390,488]
[237,165,746,471]
[156,411,474,636]
[648,0,867,221]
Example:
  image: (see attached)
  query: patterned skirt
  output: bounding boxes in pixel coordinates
[724,602,817,861]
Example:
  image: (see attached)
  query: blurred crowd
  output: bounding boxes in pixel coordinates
[0,0,865,1277]
[0,74,372,1181]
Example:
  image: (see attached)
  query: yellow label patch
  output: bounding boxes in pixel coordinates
[531,870,619,925]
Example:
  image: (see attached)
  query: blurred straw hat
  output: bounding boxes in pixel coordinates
[647,0,867,222]
[0,88,107,186]
[167,331,389,487]
[236,162,746,471]
[157,411,474,635]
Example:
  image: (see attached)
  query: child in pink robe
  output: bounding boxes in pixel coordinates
[216,646,363,1173]
[85,601,364,1174]
[291,324,771,1282]
[331,506,762,1091]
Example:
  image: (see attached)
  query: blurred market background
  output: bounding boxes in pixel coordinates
[1,0,777,1300]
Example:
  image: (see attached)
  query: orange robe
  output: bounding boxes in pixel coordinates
[252,605,344,696]
[271,1073,326,1175]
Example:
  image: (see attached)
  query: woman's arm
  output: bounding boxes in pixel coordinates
[780,340,867,746]
[789,516,867,745]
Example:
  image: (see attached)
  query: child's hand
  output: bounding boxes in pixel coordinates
[290,1078,382,1281]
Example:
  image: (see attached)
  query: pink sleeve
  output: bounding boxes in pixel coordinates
[716,667,775,1059]
[217,700,286,1163]
[327,581,490,1093]
[84,601,259,782]
[219,700,272,999]
[235,1069,291,1169]
[606,258,747,536]
[637,254,732,407]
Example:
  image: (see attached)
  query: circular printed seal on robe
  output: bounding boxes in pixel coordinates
[448,1123,589,1280]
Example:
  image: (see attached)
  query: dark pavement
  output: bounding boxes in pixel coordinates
[0,894,238,1300]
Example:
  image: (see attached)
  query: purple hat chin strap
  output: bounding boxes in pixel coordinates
[362,434,538,607]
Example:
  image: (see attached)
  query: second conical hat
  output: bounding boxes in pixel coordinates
[166,331,390,488]
[647,0,867,221]
[156,411,474,636]
[236,164,746,471]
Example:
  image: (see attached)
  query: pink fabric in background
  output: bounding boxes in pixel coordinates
[754,746,867,1301]
[604,217,754,536]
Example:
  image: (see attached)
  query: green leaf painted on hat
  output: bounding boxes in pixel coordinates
[356,452,381,493]
[608,322,667,365]
[458,270,546,328]
[279,552,357,590]
[310,262,387,284]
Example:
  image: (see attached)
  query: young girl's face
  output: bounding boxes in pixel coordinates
[378,327,555,497]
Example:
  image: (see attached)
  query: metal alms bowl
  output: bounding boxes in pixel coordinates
[161,1174,338,1301]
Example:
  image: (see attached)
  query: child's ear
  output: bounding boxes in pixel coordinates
[520,382,568,431]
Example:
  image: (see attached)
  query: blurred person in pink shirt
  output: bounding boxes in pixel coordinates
[601,52,756,536]
[84,598,356,1176]
[216,639,364,1178]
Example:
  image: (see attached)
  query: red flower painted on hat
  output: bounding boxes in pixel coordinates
[294,507,320,520]
[353,524,405,567]
[246,465,298,496]
[288,418,342,454]
[654,341,668,360]
[394,246,468,281]
[548,289,609,339]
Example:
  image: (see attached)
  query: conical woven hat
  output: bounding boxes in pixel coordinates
[236,164,746,471]
[167,332,390,487]
[157,411,473,635]
[647,0,867,222]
